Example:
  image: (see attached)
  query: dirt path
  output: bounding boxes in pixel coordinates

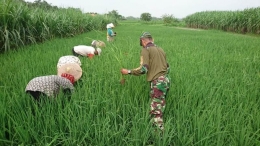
[175,27,204,31]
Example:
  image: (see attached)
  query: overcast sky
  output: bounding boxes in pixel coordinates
[24,0,260,18]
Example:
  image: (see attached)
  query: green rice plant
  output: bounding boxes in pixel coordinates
[0,21,260,145]
[0,0,115,53]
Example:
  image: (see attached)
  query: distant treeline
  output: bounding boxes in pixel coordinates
[0,0,116,53]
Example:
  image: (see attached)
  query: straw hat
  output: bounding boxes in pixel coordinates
[57,63,82,81]
[96,41,106,48]
[91,40,106,48]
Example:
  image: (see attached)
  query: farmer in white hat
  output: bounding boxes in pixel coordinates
[25,63,82,101]
[57,55,81,69]
[106,23,116,42]
[120,32,170,134]
[72,45,102,59]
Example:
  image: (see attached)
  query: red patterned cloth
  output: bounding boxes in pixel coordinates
[61,73,75,84]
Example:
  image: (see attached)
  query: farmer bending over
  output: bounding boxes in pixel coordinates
[72,45,101,59]
[25,63,82,101]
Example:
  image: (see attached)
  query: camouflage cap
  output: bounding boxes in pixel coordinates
[140,32,152,39]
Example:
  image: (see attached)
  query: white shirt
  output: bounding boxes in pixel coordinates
[73,45,95,56]
[57,55,81,68]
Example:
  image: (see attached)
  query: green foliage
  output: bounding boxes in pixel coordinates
[162,14,182,26]
[107,10,125,20]
[140,19,163,25]
[0,22,260,145]
[26,0,59,10]
[125,16,139,20]
[162,14,177,24]
[0,0,114,53]
[140,13,152,21]
[184,7,260,34]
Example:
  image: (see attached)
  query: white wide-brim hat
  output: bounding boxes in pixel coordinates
[109,23,114,28]
[57,63,82,81]
[106,23,114,28]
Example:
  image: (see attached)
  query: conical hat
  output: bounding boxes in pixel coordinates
[96,41,106,48]
[57,63,82,81]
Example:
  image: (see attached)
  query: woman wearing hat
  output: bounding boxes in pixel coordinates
[72,45,101,59]
[26,63,82,101]
[25,74,75,101]
[106,23,116,42]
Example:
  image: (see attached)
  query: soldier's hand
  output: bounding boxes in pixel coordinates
[121,68,129,75]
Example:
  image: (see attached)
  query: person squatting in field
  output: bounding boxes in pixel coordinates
[72,45,102,59]
[25,63,82,101]
[106,23,116,42]
[121,32,170,133]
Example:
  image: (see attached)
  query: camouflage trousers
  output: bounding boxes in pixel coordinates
[150,75,170,131]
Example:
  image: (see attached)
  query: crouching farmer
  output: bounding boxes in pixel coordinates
[25,63,82,101]
[25,74,75,101]
[72,45,101,59]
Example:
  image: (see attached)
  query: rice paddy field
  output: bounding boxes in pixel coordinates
[0,21,260,145]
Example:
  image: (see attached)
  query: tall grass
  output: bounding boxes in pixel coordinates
[0,0,116,53]
[0,22,260,145]
[184,7,260,34]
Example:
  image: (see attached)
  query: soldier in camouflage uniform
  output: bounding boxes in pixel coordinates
[121,32,170,132]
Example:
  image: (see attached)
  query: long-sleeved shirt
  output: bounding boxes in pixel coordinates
[107,28,114,37]
[25,75,74,97]
[131,43,168,81]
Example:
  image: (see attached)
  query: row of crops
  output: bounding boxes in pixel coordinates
[0,0,115,53]
[184,7,260,34]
